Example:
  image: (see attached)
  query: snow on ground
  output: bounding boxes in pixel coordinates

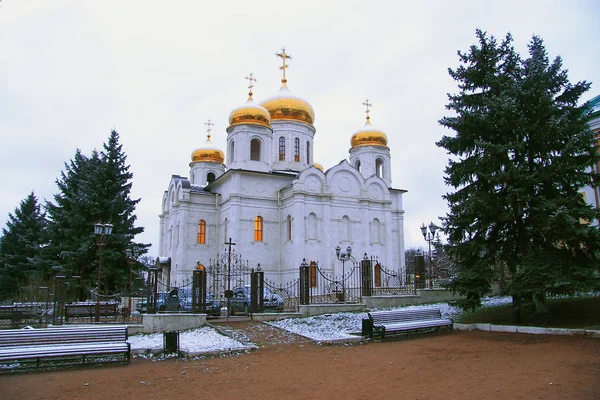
[129,325,250,356]
[268,296,513,341]
[128,296,514,352]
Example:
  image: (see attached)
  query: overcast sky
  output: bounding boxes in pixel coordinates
[1,0,599,258]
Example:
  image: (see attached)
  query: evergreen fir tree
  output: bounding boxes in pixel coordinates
[437,30,600,316]
[0,192,48,300]
[95,130,148,293]
[45,150,102,290]
[46,130,148,295]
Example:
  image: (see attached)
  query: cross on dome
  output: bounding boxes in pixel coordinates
[363,99,373,123]
[245,73,257,99]
[275,47,292,83]
[204,119,214,140]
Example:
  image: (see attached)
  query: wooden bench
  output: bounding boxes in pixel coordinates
[363,308,453,340]
[0,325,130,370]
[64,302,118,322]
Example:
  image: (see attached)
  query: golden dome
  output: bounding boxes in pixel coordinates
[313,163,324,172]
[351,119,388,148]
[191,135,224,164]
[260,83,315,126]
[228,98,271,129]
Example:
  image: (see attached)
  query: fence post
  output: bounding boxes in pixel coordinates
[299,259,310,305]
[53,276,65,325]
[192,268,206,313]
[361,257,373,297]
[250,269,264,313]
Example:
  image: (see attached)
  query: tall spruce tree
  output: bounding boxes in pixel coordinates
[437,30,600,318]
[45,150,103,290]
[46,130,148,295]
[95,130,148,293]
[0,192,48,300]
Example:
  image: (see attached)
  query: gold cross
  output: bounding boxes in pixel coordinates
[363,99,373,121]
[275,47,292,83]
[245,73,257,98]
[205,119,214,139]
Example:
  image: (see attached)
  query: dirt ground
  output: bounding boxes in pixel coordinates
[1,321,599,400]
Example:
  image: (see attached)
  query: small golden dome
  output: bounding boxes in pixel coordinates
[191,136,224,164]
[260,83,315,126]
[228,98,271,129]
[313,163,324,171]
[351,120,388,148]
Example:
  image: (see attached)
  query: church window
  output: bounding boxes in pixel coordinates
[341,215,350,241]
[306,141,310,164]
[376,158,384,178]
[254,216,263,241]
[197,220,206,244]
[371,218,381,243]
[176,223,180,247]
[251,139,261,161]
[355,160,361,172]
[310,261,317,287]
[287,215,292,241]
[224,218,229,242]
[229,141,235,164]
[207,172,215,183]
[307,213,317,239]
[279,137,286,161]
[294,138,300,162]
[191,172,195,183]
[169,226,173,249]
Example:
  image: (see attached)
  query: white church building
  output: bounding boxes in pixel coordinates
[158,49,407,287]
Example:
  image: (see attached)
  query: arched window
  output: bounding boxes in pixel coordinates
[341,215,350,241]
[310,261,317,287]
[207,172,216,183]
[371,218,381,243]
[307,213,317,239]
[287,215,292,241]
[376,158,384,178]
[223,218,229,243]
[306,141,310,164]
[279,137,286,161]
[294,138,300,162]
[254,216,263,241]
[355,160,361,172]
[229,141,235,164]
[197,220,206,244]
[251,138,261,161]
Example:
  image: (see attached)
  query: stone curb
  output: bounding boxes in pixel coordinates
[454,323,600,338]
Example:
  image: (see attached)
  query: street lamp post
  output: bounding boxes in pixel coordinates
[335,245,352,302]
[420,222,437,289]
[125,248,137,319]
[94,222,113,322]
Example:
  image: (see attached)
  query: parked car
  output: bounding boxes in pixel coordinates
[178,288,221,316]
[135,290,179,313]
[229,286,284,315]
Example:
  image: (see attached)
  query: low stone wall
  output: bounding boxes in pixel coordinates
[129,313,207,334]
[299,303,368,316]
[365,289,466,309]
[454,323,600,338]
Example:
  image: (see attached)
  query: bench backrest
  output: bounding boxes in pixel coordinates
[369,308,443,324]
[65,303,118,316]
[0,325,128,348]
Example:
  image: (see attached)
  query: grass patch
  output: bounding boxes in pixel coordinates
[455,296,600,329]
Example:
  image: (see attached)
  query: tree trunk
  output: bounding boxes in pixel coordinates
[511,295,521,325]
[532,292,550,314]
